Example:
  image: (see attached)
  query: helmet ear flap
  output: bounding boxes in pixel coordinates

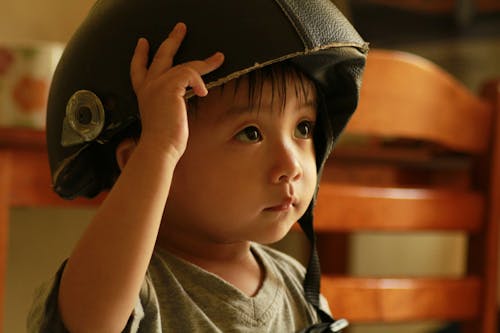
[54,146,106,199]
[62,90,105,147]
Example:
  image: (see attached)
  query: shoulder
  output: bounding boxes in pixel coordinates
[27,261,69,333]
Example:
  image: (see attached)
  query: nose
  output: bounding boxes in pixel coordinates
[270,141,303,184]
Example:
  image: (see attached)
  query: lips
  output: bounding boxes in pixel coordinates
[265,197,296,212]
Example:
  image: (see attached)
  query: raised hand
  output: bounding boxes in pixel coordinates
[130,22,224,159]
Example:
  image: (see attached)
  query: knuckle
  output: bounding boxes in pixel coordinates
[175,65,198,77]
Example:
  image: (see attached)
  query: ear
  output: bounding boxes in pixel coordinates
[115,138,137,171]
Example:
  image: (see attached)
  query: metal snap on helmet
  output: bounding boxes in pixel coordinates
[47,0,367,199]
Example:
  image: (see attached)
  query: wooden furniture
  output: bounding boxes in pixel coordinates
[0,129,103,333]
[315,49,499,332]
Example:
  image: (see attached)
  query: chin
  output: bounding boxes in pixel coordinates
[254,223,295,245]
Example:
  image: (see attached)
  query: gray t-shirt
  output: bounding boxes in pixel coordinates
[28,243,329,332]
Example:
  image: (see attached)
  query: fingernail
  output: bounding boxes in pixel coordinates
[173,22,185,34]
[135,38,143,50]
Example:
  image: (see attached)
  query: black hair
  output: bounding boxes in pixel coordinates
[187,60,316,115]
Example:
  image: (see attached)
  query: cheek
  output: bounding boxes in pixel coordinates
[303,150,318,199]
[305,164,318,196]
[174,147,253,201]
[307,148,318,178]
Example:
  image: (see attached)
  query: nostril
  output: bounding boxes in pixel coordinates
[278,175,289,183]
[276,165,302,184]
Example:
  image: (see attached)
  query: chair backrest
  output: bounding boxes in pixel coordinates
[315,49,500,332]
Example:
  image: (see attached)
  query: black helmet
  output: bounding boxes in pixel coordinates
[46,0,367,325]
[47,0,367,198]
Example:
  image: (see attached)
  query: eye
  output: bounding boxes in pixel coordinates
[235,126,263,143]
[295,120,314,139]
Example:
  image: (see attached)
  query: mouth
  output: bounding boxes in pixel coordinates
[264,197,296,212]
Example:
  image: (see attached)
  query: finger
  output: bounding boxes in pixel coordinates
[200,52,225,76]
[130,38,149,92]
[172,52,224,98]
[188,72,209,97]
[148,22,186,78]
[181,52,225,77]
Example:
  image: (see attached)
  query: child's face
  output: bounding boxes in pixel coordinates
[163,74,318,245]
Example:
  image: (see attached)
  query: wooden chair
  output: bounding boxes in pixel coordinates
[315,49,500,332]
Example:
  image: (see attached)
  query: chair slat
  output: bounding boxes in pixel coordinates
[346,50,493,153]
[315,184,484,231]
[322,276,481,322]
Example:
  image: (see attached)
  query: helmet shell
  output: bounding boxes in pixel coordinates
[46,0,368,198]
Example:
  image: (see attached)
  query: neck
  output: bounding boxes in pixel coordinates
[157,222,264,297]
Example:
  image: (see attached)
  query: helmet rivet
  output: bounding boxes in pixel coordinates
[76,106,93,125]
[61,90,105,146]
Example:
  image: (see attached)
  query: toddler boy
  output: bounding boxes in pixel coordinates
[28,0,368,332]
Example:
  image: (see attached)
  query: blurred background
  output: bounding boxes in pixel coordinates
[344,0,500,92]
[330,1,500,332]
[1,3,102,333]
[0,0,499,332]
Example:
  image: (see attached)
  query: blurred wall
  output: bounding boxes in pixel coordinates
[5,209,92,333]
[0,0,95,43]
[2,2,95,332]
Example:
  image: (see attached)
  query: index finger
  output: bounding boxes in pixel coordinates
[130,37,149,92]
[148,22,187,78]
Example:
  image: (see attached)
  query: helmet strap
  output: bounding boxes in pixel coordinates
[299,207,349,332]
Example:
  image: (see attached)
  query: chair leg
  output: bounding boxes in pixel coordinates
[0,152,12,333]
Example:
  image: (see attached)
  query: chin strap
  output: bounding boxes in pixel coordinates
[298,207,349,333]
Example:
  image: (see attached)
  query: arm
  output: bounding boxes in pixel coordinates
[57,23,224,333]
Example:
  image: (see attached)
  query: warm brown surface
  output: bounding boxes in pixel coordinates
[348,49,492,153]
[315,184,484,231]
[322,276,481,322]
[316,49,499,332]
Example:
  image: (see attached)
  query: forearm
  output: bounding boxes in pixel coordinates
[58,141,179,333]
[55,22,223,332]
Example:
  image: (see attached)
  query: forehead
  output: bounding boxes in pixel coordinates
[189,64,317,116]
